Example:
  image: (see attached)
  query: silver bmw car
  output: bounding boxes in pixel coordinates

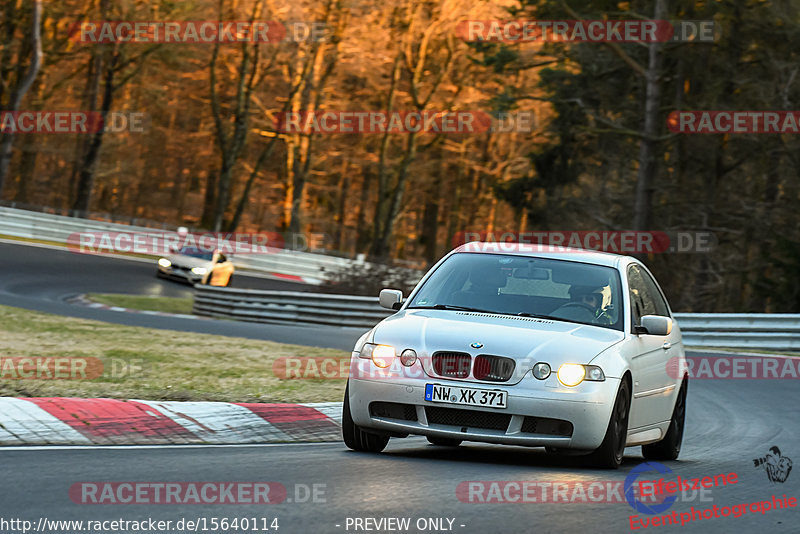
[343,243,688,468]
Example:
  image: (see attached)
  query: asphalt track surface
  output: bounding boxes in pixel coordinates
[2,376,798,534]
[2,241,799,533]
[0,241,365,351]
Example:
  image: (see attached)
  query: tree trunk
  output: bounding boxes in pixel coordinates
[0,0,42,195]
[631,0,667,231]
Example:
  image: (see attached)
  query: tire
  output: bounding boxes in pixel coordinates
[427,436,462,447]
[341,384,389,453]
[642,377,687,461]
[587,378,631,469]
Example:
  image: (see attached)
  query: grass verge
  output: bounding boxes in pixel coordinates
[88,293,194,315]
[0,304,348,403]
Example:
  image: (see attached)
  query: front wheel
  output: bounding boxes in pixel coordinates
[587,379,630,469]
[342,384,389,453]
[642,377,687,461]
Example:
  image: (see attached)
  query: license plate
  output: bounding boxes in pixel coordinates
[424,383,507,409]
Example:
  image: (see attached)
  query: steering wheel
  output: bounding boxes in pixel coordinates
[551,302,596,323]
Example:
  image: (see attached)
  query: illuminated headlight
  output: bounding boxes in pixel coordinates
[158,258,171,268]
[359,343,396,368]
[532,362,551,380]
[557,364,605,387]
[191,267,208,275]
[400,349,417,367]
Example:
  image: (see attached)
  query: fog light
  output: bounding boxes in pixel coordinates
[532,362,551,380]
[400,349,417,367]
[371,345,396,368]
[557,363,586,387]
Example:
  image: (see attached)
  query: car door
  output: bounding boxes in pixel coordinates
[626,264,677,429]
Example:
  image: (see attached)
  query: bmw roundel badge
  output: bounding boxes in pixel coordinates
[470,342,484,349]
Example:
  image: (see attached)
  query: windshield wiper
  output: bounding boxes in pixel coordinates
[408,304,498,314]
[516,312,586,325]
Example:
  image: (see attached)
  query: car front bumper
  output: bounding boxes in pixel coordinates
[157,265,204,284]
[348,358,620,450]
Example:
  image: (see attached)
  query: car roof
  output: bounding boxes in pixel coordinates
[451,242,634,269]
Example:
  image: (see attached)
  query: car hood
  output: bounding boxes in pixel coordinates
[165,255,212,269]
[371,309,624,383]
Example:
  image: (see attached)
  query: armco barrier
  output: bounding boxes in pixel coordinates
[675,313,800,351]
[0,206,356,283]
[193,286,393,328]
[192,287,800,350]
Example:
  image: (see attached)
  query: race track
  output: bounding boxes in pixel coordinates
[0,241,364,350]
[1,241,798,533]
[3,373,798,534]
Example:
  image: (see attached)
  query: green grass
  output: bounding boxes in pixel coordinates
[0,304,349,402]
[88,293,194,315]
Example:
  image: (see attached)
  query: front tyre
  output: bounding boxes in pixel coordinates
[342,384,389,453]
[642,377,687,461]
[587,378,630,469]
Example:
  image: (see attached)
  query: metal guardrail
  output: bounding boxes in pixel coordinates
[193,286,393,328]
[0,206,356,283]
[675,313,800,351]
[192,287,800,350]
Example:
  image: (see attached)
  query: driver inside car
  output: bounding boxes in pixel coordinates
[552,285,610,324]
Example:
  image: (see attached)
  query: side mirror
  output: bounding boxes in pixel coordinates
[379,289,404,310]
[635,315,673,336]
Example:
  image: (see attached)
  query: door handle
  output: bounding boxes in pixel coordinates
[662,342,672,350]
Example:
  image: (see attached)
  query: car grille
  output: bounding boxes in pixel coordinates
[520,416,574,437]
[432,352,471,378]
[369,402,417,421]
[473,355,516,382]
[425,407,511,431]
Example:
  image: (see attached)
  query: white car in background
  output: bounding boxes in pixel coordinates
[343,243,687,468]
[156,246,235,286]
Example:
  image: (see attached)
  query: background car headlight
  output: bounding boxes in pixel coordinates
[191,267,208,275]
[158,258,171,268]
[557,364,605,386]
[532,362,551,380]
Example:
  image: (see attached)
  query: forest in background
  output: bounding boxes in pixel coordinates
[1,0,798,313]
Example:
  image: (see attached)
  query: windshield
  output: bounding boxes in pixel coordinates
[407,253,624,331]
[178,247,214,261]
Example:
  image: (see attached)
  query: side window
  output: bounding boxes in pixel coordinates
[628,265,656,328]
[640,268,670,317]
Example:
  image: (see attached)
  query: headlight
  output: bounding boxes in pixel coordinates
[557,364,605,387]
[359,343,396,368]
[191,267,208,275]
[400,349,417,367]
[158,258,171,268]
[532,362,551,380]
